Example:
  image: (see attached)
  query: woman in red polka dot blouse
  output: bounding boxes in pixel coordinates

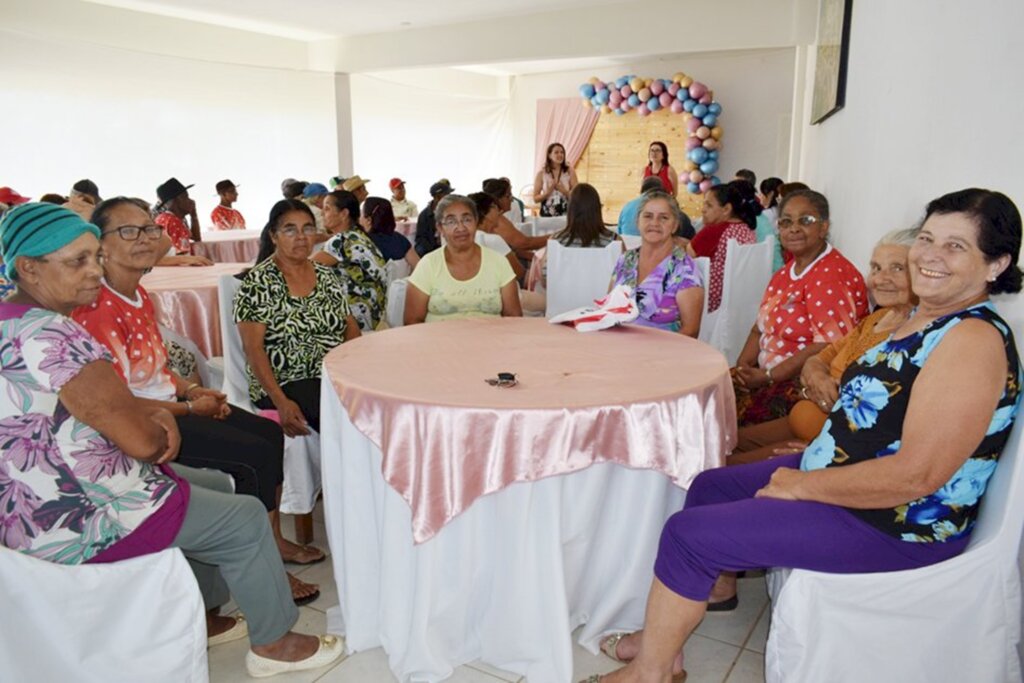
[731,189,868,426]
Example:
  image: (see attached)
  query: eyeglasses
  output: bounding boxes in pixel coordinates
[104,224,164,241]
[440,216,476,229]
[277,225,318,237]
[777,215,821,230]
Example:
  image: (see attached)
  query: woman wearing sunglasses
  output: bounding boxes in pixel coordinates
[731,189,869,428]
[404,194,522,324]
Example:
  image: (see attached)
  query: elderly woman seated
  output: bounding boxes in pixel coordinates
[611,190,703,336]
[0,204,345,677]
[730,227,919,465]
[404,193,523,324]
[583,188,1023,683]
[236,200,360,437]
[732,189,869,426]
[312,190,387,332]
[71,197,323,604]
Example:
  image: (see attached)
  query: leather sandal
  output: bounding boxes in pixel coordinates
[245,634,346,678]
[596,632,687,681]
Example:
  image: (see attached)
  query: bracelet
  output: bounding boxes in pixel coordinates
[185,400,193,414]
[183,382,201,399]
[764,366,774,385]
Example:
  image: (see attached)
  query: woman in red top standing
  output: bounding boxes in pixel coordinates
[688,181,760,311]
[642,141,679,198]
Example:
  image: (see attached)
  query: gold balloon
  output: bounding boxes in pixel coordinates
[588,76,600,85]
[679,76,693,88]
[672,72,686,83]
[683,160,698,172]
[711,126,723,140]
[630,77,643,92]
[582,98,593,109]
[601,104,612,114]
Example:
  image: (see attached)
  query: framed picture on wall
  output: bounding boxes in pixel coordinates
[811,0,853,124]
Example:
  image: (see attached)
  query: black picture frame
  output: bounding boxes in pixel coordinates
[811,0,853,125]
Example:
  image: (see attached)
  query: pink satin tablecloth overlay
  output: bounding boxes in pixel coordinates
[324,317,736,543]
[194,230,260,264]
[142,262,249,359]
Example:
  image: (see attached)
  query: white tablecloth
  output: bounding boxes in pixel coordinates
[321,388,690,682]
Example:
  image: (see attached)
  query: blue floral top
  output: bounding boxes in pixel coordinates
[801,302,1021,542]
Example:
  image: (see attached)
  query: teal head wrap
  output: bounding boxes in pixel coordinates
[0,203,101,279]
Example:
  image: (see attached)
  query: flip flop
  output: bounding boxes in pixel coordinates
[706,595,739,612]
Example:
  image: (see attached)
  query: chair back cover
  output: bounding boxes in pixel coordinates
[0,547,208,682]
[707,237,775,364]
[545,240,622,318]
[386,278,409,328]
[217,273,254,410]
[385,258,411,284]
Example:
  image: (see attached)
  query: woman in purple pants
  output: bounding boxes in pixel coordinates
[584,188,1024,683]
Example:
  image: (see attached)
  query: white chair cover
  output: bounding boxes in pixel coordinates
[692,256,712,341]
[386,277,409,329]
[533,216,568,236]
[545,240,623,318]
[0,546,208,682]
[621,235,642,250]
[701,237,775,365]
[217,274,321,515]
[765,303,1024,683]
[385,258,411,285]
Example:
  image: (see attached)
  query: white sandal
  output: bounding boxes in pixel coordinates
[245,634,346,678]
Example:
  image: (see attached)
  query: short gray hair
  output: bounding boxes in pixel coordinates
[434,194,478,224]
[876,227,919,248]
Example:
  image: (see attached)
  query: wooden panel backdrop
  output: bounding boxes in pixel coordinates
[575,107,704,225]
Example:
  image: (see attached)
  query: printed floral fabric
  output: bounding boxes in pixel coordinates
[0,308,178,563]
[800,302,1021,542]
[0,264,13,300]
[233,260,351,404]
[323,229,387,332]
[613,246,703,332]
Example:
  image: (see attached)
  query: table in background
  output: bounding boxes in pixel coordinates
[194,230,260,264]
[142,262,248,359]
[395,219,416,240]
[320,318,735,682]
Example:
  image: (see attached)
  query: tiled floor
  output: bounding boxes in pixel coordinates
[210,502,768,683]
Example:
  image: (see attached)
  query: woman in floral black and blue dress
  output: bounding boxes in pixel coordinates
[589,188,1023,683]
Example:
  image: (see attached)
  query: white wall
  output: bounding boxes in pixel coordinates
[0,30,339,229]
[349,71,512,209]
[796,0,1024,272]
[508,48,797,197]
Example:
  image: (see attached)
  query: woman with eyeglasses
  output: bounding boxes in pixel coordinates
[404,194,522,324]
[312,190,387,332]
[731,189,868,427]
[71,197,327,605]
[235,200,360,437]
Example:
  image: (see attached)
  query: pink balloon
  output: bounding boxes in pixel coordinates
[620,85,633,97]
[686,117,701,133]
[668,82,680,96]
[699,93,712,105]
[638,103,651,116]
[686,137,702,150]
[688,81,708,99]
[670,100,684,114]
[689,170,704,183]
[609,91,622,106]
[659,92,673,107]
[702,137,719,150]
[595,81,607,91]
[696,126,711,140]
[650,79,665,96]
[699,179,713,193]
[620,100,631,112]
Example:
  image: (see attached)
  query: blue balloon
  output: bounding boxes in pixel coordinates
[614,108,626,115]
[628,94,641,107]
[692,103,709,118]
[591,94,600,106]
[683,98,697,112]
[647,97,661,111]
[711,175,722,186]
[709,150,719,160]
[615,77,628,89]
[689,147,709,164]
[676,89,687,102]
[596,89,610,104]
[687,182,700,194]
[700,160,719,175]
[702,114,717,127]
[580,83,595,99]
[708,102,722,115]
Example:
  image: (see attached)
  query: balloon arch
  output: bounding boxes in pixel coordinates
[579,73,723,194]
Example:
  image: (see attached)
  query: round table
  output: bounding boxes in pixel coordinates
[194,230,260,263]
[142,262,249,359]
[320,317,736,682]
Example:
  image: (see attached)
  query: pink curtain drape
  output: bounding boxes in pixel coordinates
[535,98,600,173]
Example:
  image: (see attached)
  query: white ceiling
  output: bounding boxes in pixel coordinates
[83,0,630,40]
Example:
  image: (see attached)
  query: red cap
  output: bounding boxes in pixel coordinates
[0,187,30,206]
[389,178,405,191]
